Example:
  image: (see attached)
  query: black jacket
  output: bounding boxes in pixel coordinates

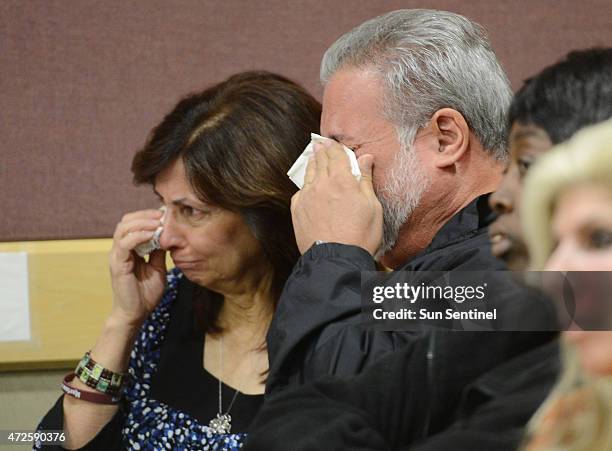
[248,194,560,450]
[266,195,556,394]
[246,338,559,450]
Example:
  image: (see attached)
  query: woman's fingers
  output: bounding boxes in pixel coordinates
[148,249,167,273]
[109,229,157,277]
[113,218,163,241]
[113,209,163,238]
[116,230,157,253]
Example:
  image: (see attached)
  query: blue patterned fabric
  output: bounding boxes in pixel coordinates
[122,268,246,450]
[34,268,246,450]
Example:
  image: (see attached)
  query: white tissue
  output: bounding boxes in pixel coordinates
[287,133,361,189]
[135,206,167,257]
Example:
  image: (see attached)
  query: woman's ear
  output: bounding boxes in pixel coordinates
[429,108,470,168]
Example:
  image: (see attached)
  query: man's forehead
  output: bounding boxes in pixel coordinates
[321,67,385,138]
[322,67,383,103]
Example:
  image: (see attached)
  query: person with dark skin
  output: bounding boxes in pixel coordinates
[489,48,612,270]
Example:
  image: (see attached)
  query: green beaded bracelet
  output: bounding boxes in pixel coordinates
[75,351,127,396]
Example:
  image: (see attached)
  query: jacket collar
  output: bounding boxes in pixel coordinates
[415,193,495,257]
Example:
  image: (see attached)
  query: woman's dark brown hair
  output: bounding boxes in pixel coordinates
[131,71,321,333]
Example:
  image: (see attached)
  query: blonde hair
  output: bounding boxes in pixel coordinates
[523,344,612,451]
[520,119,612,450]
[521,118,612,269]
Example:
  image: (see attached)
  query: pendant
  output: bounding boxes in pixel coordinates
[208,412,232,434]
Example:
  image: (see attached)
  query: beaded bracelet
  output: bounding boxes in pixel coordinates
[75,351,127,397]
[61,373,121,405]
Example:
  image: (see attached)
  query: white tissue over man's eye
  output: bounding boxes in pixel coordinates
[286,133,362,189]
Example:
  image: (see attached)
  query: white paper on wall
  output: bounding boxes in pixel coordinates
[0,252,31,341]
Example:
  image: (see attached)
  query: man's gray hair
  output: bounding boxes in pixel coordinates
[321,9,512,160]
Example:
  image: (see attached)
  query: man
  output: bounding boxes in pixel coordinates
[244,11,559,448]
[246,45,612,450]
[307,9,510,269]
[265,8,555,394]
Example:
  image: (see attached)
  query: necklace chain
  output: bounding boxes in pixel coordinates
[209,334,240,434]
[218,334,223,413]
[219,335,240,414]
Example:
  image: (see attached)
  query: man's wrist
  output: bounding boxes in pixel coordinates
[311,239,378,257]
[306,242,377,268]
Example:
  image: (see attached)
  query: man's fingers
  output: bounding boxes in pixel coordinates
[290,191,300,213]
[325,141,354,179]
[313,141,330,177]
[357,154,376,195]
[303,151,318,187]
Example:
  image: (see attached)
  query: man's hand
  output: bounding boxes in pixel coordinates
[291,139,383,255]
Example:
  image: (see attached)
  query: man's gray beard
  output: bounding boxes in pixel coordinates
[375,145,430,260]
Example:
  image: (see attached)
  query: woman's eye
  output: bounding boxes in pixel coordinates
[180,206,205,218]
[588,229,612,249]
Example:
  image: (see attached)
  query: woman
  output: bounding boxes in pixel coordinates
[36,71,321,450]
[521,118,612,450]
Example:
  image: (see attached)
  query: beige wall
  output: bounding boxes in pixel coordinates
[0,369,67,451]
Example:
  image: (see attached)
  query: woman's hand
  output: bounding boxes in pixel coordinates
[62,208,166,448]
[109,209,167,328]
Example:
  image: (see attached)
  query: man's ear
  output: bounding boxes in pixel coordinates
[429,108,469,168]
